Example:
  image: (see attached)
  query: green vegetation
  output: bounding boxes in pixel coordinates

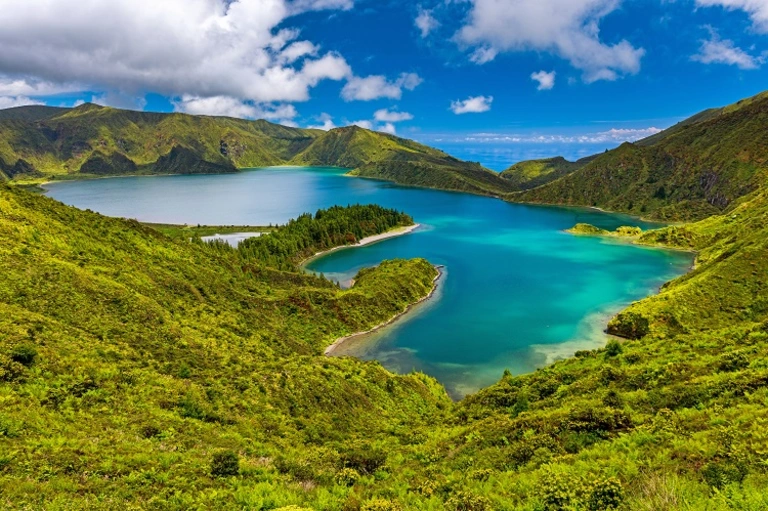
[236,204,413,270]
[143,223,275,241]
[501,156,594,191]
[4,90,768,509]
[566,224,643,238]
[291,126,513,196]
[0,104,513,196]
[513,90,768,221]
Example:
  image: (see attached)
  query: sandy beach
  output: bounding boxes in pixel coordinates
[300,223,421,267]
[325,265,444,356]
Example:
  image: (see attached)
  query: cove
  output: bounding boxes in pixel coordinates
[44,167,693,398]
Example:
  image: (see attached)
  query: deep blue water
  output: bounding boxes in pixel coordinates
[44,167,692,397]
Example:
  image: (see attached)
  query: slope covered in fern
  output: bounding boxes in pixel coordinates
[513,91,768,221]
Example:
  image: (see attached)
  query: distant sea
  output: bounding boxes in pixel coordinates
[425,141,621,171]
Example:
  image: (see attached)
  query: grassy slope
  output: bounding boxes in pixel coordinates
[500,156,595,191]
[0,105,512,196]
[514,91,768,221]
[0,185,452,509]
[0,104,322,179]
[3,183,768,509]
[291,126,515,196]
[4,91,768,508]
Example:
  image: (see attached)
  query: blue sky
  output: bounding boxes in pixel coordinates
[0,0,766,169]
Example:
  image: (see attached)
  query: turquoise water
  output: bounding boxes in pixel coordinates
[44,167,693,397]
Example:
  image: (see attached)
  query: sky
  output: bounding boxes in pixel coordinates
[0,0,767,169]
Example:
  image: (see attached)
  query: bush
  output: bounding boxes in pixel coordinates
[340,445,387,475]
[446,491,491,511]
[210,450,239,477]
[10,345,37,367]
[602,390,623,409]
[717,351,750,372]
[701,461,747,489]
[604,340,623,357]
[361,498,402,511]
[588,477,624,510]
[335,467,360,487]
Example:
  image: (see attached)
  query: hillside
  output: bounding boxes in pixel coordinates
[0,104,513,196]
[291,126,515,195]
[513,91,768,221]
[500,155,596,190]
[0,103,322,180]
[4,171,768,508]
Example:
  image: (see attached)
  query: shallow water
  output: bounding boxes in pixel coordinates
[45,167,693,397]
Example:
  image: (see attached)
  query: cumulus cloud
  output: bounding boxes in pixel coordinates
[696,0,768,33]
[350,119,374,129]
[415,7,440,38]
[457,0,645,82]
[450,95,493,114]
[692,29,763,69]
[341,73,423,101]
[379,123,397,135]
[174,95,299,124]
[0,0,358,115]
[531,70,557,90]
[469,46,499,64]
[308,112,337,130]
[463,127,663,144]
[0,78,81,97]
[0,96,44,110]
[374,109,414,122]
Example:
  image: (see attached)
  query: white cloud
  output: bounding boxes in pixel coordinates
[350,119,374,129]
[0,78,81,97]
[463,127,663,144]
[374,109,414,122]
[450,95,493,114]
[696,0,768,33]
[0,0,357,111]
[308,112,336,130]
[457,0,645,82]
[0,95,44,110]
[415,7,440,38]
[469,46,499,64]
[692,30,763,69]
[341,72,423,101]
[378,122,397,135]
[173,95,298,124]
[531,70,557,90]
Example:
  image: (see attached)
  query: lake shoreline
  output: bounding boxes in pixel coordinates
[325,265,444,356]
[300,223,421,267]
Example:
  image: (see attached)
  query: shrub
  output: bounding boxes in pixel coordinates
[602,390,623,409]
[717,352,749,372]
[604,340,623,357]
[361,498,402,511]
[446,491,491,511]
[588,477,624,510]
[210,450,239,477]
[10,344,37,367]
[701,461,747,489]
[335,467,360,487]
[340,445,387,475]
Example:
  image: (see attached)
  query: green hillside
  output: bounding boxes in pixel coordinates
[0,103,323,180]
[4,170,768,508]
[292,126,514,196]
[500,156,595,191]
[0,105,512,196]
[513,91,768,221]
[5,91,768,509]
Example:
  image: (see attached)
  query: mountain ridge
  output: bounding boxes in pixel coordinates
[508,90,768,221]
[0,103,513,195]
